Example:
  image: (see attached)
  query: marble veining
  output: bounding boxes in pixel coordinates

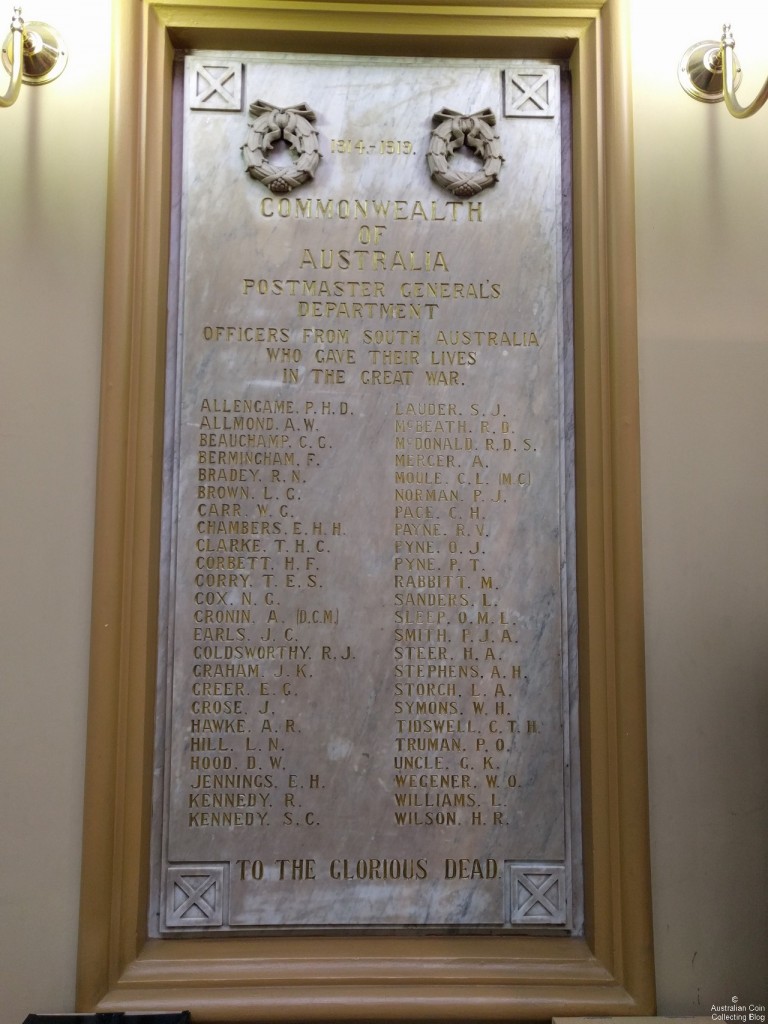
[149,52,580,936]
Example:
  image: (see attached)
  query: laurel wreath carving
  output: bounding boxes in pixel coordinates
[242,100,321,193]
[426,108,503,197]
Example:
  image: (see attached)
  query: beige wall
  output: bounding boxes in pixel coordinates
[632,0,768,1011]
[0,1,109,1020]
[0,1,765,1019]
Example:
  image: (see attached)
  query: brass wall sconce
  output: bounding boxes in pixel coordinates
[680,25,768,118]
[1,5,66,108]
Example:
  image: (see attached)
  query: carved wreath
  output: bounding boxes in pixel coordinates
[426,108,503,197]
[242,100,321,193]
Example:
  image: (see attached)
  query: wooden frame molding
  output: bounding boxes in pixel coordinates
[76,0,654,1018]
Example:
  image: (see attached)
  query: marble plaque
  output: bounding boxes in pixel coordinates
[150,52,580,935]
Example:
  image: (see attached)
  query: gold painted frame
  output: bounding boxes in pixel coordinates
[77,0,654,1018]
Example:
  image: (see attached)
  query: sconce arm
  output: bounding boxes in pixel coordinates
[722,25,768,119]
[0,7,23,108]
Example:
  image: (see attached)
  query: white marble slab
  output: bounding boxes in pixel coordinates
[150,51,580,935]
